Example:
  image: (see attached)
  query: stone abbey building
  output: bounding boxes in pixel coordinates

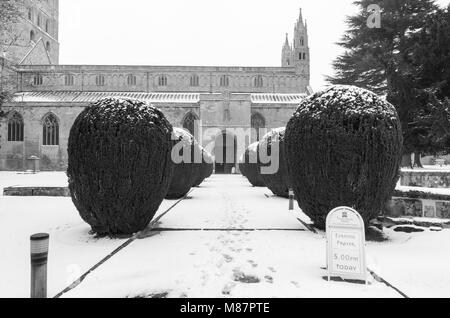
[0,0,311,172]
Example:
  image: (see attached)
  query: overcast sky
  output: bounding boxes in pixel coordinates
[59,0,450,91]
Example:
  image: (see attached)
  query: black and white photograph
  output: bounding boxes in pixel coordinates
[0,0,450,303]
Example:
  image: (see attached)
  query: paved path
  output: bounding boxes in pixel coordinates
[62,175,400,298]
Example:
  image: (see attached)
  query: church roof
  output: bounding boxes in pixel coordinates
[251,93,306,104]
[11,91,201,104]
[10,91,307,105]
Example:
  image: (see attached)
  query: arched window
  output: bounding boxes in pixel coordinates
[220,75,229,87]
[64,74,74,86]
[95,75,105,86]
[253,75,264,88]
[158,75,168,86]
[37,14,42,28]
[30,30,35,42]
[28,8,33,21]
[182,112,199,136]
[251,112,266,142]
[303,52,307,60]
[46,41,51,52]
[33,74,43,86]
[127,74,137,86]
[42,113,59,146]
[299,52,302,60]
[45,20,50,33]
[190,74,199,87]
[7,112,24,142]
[300,37,304,46]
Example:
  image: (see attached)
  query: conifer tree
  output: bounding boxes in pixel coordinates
[328,0,450,166]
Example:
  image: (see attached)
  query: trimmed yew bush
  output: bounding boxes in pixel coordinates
[67,98,174,236]
[166,128,199,199]
[285,85,403,229]
[257,128,291,197]
[193,149,214,187]
[239,142,265,187]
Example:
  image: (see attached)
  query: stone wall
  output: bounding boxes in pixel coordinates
[385,197,450,219]
[400,171,450,188]
[16,65,308,94]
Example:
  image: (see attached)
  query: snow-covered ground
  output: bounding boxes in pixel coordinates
[1,173,450,298]
[0,171,68,195]
[402,165,450,172]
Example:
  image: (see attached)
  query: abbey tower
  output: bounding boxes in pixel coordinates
[281,9,310,82]
[0,0,59,65]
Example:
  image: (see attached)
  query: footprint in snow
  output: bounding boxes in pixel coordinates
[223,254,234,263]
[233,269,260,284]
[222,282,236,295]
[264,276,274,284]
[247,260,258,268]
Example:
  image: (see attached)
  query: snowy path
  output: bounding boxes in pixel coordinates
[60,175,399,298]
[3,173,449,298]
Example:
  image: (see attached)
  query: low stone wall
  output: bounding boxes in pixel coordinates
[400,170,450,188]
[3,186,70,197]
[384,189,450,218]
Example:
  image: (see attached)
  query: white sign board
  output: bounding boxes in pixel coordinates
[326,207,367,283]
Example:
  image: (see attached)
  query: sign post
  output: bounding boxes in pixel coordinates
[326,207,367,284]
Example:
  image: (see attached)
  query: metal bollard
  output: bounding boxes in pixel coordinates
[30,233,49,298]
[289,189,295,211]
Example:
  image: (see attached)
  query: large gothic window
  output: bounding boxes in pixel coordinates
[300,37,304,46]
[8,112,24,142]
[182,112,198,136]
[251,112,266,142]
[42,114,59,146]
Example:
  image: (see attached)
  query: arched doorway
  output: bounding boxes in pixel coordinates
[214,132,237,174]
[251,112,266,142]
[182,112,199,139]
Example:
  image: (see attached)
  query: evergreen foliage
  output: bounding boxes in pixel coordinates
[67,98,174,236]
[285,86,403,229]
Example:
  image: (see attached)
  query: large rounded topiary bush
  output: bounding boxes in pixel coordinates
[239,142,265,187]
[166,128,199,199]
[285,85,403,230]
[67,98,174,236]
[193,149,214,187]
[257,128,291,198]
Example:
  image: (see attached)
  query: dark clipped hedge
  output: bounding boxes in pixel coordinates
[193,149,214,187]
[257,128,291,197]
[239,143,265,187]
[285,85,403,229]
[166,128,199,199]
[67,97,174,236]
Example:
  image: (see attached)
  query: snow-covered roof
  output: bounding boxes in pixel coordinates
[10,91,200,104]
[251,93,306,104]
